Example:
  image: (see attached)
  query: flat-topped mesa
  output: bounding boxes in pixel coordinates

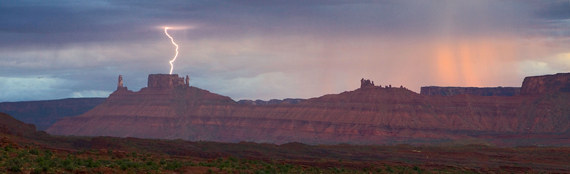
[521,72,570,95]
[147,74,189,89]
[237,98,305,105]
[46,72,570,146]
[420,86,520,96]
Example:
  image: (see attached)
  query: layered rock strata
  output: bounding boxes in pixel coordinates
[237,98,305,105]
[520,72,570,95]
[420,86,520,96]
[46,73,570,145]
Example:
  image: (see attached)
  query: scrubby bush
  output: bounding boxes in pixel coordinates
[43,150,53,158]
[62,158,76,171]
[29,148,39,155]
[386,166,394,172]
[6,158,23,172]
[4,145,13,152]
[145,160,160,170]
[86,158,101,168]
[164,160,182,170]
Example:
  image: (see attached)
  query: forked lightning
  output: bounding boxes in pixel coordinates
[164,27,179,74]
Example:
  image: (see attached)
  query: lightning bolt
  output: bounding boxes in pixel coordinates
[164,27,179,74]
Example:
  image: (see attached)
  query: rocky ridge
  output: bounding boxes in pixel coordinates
[520,72,570,95]
[0,98,105,130]
[237,98,305,105]
[420,86,520,96]
[46,73,570,145]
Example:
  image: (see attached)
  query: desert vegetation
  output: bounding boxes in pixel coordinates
[0,143,496,174]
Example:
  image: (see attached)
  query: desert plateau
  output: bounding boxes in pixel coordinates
[2,1,570,173]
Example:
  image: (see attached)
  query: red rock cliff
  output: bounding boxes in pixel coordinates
[520,72,570,95]
[147,74,187,89]
[46,73,570,145]
[420,86,520,96]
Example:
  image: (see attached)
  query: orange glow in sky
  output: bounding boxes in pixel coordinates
[434,38,516,87]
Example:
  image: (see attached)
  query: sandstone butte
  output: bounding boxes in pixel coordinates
[46,73,570,145]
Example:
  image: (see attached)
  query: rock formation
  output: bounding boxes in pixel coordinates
[46,73,570,145]
[185,75,189,86]
[118,75,123,87]
[420,86,520,96]
[117,75,128,90]
[360,78,375,88]
[147,74,186,89]
[520,72,570,95]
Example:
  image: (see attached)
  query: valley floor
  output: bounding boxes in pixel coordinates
[2,134,570,173]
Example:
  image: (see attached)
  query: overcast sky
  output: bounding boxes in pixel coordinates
[1,0,569,102]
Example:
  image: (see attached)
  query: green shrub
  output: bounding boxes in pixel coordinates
[74,157,84,166]
[164,160,182,170]
[29,148,39,155]
[386,166,393,172]
[86,158,100,168]
[40,165,51,173]
[227,156,235,162]
[4,145,12,152]
[146,161,154,166]
[63,159,76,170]
[145,161,160,170]
[120,163,129,170]
[17,150,29,158]
[6,158,23,172]
[44,150,53,158]
[413,165,421,171]
[98,159,112,166]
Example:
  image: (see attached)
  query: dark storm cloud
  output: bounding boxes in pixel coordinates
[1,0,569,102]
[533,0,570,20]
[0,0,187,48]
[0,0,549,48]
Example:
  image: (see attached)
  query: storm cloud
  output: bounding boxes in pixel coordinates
[1,0,569,102]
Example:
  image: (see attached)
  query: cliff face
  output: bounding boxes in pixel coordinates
[237,98,305,105]
[0,98,105,130]
[46,73,570,145]
[420,86,520,96]
[147,74,186,88]
[520,73,570,95]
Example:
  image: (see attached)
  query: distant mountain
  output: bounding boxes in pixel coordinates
[0,98,105,130]
[0,112,37,136]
